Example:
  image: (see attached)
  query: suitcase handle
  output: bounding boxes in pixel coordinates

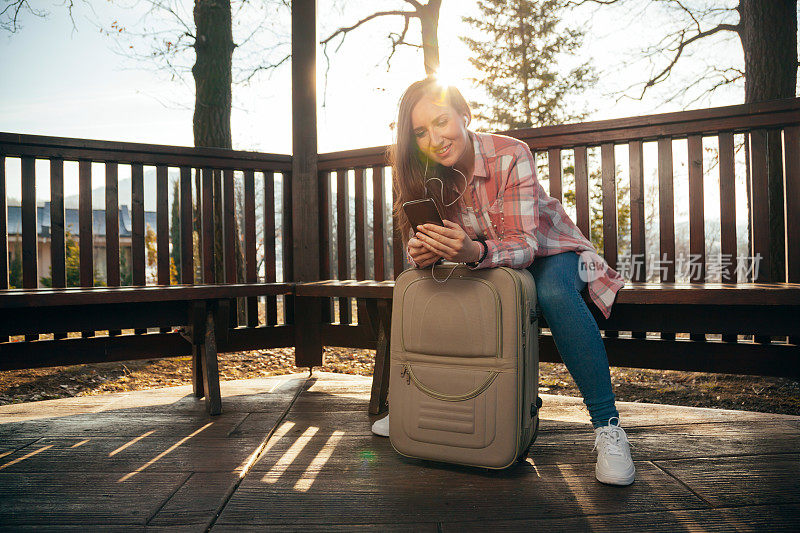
[401,363,499,402]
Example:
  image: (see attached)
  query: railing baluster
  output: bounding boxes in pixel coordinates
[79,160,94,337]
[50,158,67,339]
[180,167,193,285]
[21,157,37,341]
[574,146,590,239]
[201,168,214,283]
[372,166,386,281]
[156,166,170,285]
[0,154,7,343]
[318,170,332,324]
[749,130,771,283]
[784,126,800,346]
[687,135,706,342]
[600,143,618,339]
[336,169,351,325]
[131,163,146,335]
[783,126,800,283]
[50,159,66,289]
[282,171,294,325]
[156,165,169,333]
[600,143,618,270]
[718,132,737,342]
[223,169,237,327]
[264,171,278,326]
[548,148,562,203]
[628,140,646,339]
[105,162,120,287]
[748,130,772,344]
[106,162,120,336]
[657,138,676,340]
[354,167,367,326]
[131,163,145,287]
[244,169,258,327]
[21,157,37,290]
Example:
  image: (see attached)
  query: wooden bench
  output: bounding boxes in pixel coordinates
[296,279,800,415]
[0,283,294,414]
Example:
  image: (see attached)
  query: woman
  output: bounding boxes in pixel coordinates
[373,77,634,486]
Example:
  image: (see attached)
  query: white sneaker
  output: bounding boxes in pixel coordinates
[371,414,389,437]
[593,417,635,486]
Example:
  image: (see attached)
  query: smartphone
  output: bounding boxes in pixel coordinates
[402,198,444,230]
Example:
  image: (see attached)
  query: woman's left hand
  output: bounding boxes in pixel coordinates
[415,220,482,264]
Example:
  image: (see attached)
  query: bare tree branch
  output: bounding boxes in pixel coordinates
[237,53,291,83]
[0,0,44,33]
[636,22,739,99]
[386,13,417,69]
[320,10,415,46]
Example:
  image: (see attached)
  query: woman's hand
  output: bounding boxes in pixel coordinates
[408,236,441,267]
[415,220,481,263]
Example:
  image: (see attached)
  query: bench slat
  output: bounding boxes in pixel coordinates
[295,279,800,306]
[0,283,295,308]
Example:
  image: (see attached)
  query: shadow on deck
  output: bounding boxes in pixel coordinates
[1,372,798,531]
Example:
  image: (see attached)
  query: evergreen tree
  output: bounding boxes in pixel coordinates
[462,0,595,129]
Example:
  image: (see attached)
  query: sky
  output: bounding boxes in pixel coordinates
[1,0,748,205]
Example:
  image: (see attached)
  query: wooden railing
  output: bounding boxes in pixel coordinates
[315,98,800,353]
[0,133,294,354]
[1,97,799,376]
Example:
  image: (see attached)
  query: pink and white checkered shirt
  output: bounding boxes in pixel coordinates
[416,130,624,319]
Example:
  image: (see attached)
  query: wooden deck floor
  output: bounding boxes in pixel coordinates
[0,372,798,531]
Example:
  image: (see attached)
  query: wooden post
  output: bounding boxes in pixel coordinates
[292,0,323,368]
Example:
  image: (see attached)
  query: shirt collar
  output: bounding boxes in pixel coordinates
[469,130,490,180]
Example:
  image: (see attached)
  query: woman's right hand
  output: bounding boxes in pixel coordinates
[408,236,440,267]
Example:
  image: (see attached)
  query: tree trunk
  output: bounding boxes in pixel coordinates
[419,0,442,75]
[740,0,796,102]
[739,0,796,282]
[193,0,244,289]
[193,0,233,149]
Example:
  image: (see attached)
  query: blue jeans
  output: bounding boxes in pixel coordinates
[527,251,619,428]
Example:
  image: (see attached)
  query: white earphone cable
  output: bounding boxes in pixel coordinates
[421,150,469,283]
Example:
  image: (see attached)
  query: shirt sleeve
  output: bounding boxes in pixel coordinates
[475,144,539,269]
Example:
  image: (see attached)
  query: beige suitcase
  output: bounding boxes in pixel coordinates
[388,264,541,469]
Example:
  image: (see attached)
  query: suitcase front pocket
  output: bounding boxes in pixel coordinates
[401,278,501,358]
[400,363,498,449]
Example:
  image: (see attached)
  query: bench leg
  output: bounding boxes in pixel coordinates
[190,303,206,399]
[192,344,205,399]
[366,299,391,415]
[294,296,323,368]
[202,305,222,415]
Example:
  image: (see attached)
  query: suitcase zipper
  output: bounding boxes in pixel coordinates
[401,362,499,402]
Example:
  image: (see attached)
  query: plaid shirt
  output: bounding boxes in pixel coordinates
[413,131,624,319]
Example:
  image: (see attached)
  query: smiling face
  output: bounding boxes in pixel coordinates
[410,92,472,170]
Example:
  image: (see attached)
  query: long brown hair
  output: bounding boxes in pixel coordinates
[389,77,472,243]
